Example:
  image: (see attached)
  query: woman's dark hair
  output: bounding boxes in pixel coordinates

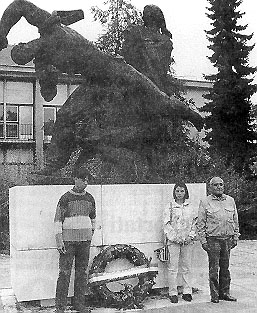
[173,182,189,200]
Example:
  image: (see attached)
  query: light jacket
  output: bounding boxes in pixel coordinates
[196,194,240,245]
[163,199,197,245]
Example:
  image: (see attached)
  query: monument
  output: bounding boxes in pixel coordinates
[0,1,209,310]
[0,0,203,183]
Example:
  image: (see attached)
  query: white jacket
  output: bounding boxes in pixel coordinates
[163,199,197,244]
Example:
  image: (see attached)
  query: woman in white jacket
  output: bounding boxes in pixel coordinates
[163,182,197,303]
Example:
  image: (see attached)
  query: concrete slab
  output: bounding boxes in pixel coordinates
[0,255,11,289]
[9,184,207,301]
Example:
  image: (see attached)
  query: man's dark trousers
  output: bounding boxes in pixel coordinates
[206,237,231,300]
[56,241,91,311]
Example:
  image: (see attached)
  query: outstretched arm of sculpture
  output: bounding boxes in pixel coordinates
[0,0,203,130]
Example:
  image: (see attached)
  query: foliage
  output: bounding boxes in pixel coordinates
[144,122,208,184]
[0,193,9,252]
[0,177,15,253]
[201,0,257,172]
[91,0,142,54]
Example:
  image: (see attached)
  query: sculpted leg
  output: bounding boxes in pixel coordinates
[0,0,50,50]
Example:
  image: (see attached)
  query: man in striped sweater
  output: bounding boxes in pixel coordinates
[54,168,96,313]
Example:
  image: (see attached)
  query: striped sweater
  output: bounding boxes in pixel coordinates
[54,188,96,245]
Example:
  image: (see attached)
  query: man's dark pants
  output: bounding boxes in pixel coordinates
[56,241,91,311]
[206,237,231,300]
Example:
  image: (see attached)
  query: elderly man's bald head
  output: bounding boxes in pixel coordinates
[209,177,224,197]
[209,177,224,186]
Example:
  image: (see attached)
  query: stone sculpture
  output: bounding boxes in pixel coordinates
[121,4,174,95]
[0,0,203,182]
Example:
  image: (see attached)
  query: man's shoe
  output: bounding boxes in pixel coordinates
[168,295,178,303]
[182,294,192,302]
[219,294,237,301]
[211,298,219,303]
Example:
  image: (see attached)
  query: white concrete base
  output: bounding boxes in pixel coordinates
[9,184,207,302]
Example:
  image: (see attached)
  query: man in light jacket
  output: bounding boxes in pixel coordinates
[197,177,240,303]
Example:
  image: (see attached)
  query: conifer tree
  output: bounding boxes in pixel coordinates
[202,0,257,171]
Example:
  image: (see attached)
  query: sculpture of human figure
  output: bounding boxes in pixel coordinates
[0,0,202,128]
[0,1,204,180]
[122,4,174,96]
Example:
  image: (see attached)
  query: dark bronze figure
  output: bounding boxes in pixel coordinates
[0,1,203,182]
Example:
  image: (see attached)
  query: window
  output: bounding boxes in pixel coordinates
[44,106,61,142]
[0,105,3,138]
[0,81,34,141]
[20,106,33,140]
[0,104,33,140]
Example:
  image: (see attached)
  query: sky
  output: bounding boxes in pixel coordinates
[0,0,256,102]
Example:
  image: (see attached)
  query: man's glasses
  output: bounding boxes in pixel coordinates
[212,183,224,186]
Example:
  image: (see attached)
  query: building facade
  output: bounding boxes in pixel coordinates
[0,46,211,184]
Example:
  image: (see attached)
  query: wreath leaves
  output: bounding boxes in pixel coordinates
[88,244,157,309]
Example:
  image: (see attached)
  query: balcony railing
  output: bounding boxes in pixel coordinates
[19,124,33,140]
[0,123,33,141]
[0,122,56,142]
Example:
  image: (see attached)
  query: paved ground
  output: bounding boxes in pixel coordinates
[1,240,257,312]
